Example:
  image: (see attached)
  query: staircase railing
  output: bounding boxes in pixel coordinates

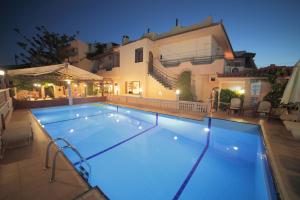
[159,54,224,67]
[149,65,177,89]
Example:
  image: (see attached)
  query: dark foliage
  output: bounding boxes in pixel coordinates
[14,26,79,66]
[219,89,244,110]
[176,71,193,101]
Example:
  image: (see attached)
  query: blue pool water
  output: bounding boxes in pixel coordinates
[31,103,277,200]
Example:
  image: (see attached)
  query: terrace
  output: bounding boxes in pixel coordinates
[0,63,300,199]
[1,99,300,199]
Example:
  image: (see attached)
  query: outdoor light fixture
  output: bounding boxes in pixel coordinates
[65,79,71,84]
[175,89,180,95]
[0,70,5,76]
[238,89,245,95]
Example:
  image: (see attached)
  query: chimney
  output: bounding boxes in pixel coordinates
[176,18,179,26]
[122,35,129,45]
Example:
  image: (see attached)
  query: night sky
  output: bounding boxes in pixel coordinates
[1,0,299,67]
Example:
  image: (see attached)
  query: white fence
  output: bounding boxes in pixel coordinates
[107,95,210,113]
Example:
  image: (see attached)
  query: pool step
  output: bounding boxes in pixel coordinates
[73,186,107,200]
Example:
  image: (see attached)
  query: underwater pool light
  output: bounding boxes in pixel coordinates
[204,127,210,132]
[233,146,239,151]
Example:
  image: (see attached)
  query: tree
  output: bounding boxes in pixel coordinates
[14,26,79,66]
[176,71,193,101]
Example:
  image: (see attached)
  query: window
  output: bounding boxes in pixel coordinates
[250,80,261,96]
[135,48,143,63]
[126,81,140,95]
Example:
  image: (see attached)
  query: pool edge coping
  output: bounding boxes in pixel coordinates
[29,110,110,200]
[30,103,281,200]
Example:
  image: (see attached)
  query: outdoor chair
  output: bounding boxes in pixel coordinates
[283,121,300,140]
[255,101,272,118]
[227,98,242,115]
[2,121,33,150]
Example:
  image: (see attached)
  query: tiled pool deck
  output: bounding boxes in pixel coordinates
[0,105,299,200]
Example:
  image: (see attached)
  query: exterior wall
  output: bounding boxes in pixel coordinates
[69,40,93,72]
[145,75,176,100]
[97,26,232,102]
[98,38,154,98]
[13,96,106,109]
[157,35,214,60]
[218,77,272,108]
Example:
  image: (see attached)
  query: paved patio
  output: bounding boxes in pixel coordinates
[1,106,299,200]
[0,109,105,200]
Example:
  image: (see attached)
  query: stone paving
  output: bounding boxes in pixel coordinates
[1,106,299,200]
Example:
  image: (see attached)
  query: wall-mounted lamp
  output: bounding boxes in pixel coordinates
[0,70,5,76]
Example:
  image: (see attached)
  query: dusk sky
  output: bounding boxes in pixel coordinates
[1,0,299,67]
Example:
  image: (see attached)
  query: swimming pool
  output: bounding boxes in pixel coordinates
[31,103,277,200]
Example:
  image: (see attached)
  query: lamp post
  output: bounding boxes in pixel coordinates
[175,89,180,101]
[175,89,180,111]
[139,88,143,98]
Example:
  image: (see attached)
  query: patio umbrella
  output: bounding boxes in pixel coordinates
[281,60,300,104]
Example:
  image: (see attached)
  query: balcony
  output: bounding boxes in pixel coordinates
[160,55,224,67]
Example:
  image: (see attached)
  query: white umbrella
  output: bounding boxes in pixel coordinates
[281,60,300,104]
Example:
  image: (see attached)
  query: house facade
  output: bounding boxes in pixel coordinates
[93,17,239,102]
[72,17,273,108]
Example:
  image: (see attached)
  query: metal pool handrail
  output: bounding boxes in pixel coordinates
[44,137,91,183]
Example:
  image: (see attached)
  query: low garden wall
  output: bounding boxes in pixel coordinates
[13,96,107,109]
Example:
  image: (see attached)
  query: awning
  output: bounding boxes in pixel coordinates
[6,63,102,81]
[281,60,300,104]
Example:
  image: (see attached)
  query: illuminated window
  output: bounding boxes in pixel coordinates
[126,81,140,95]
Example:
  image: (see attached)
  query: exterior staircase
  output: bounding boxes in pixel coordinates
[148,65,177,90]
[148,64,177,90]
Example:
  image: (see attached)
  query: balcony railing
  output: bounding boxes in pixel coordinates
[160,55,224,67]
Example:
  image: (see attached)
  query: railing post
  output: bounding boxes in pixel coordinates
[44,140,55,169]
[49,148,62,182]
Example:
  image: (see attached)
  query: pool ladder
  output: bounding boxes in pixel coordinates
[44,137,91,183]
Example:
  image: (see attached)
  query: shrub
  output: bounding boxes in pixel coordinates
[176,71,193,101]
[219,89,244,110]
[264,82,287,108]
